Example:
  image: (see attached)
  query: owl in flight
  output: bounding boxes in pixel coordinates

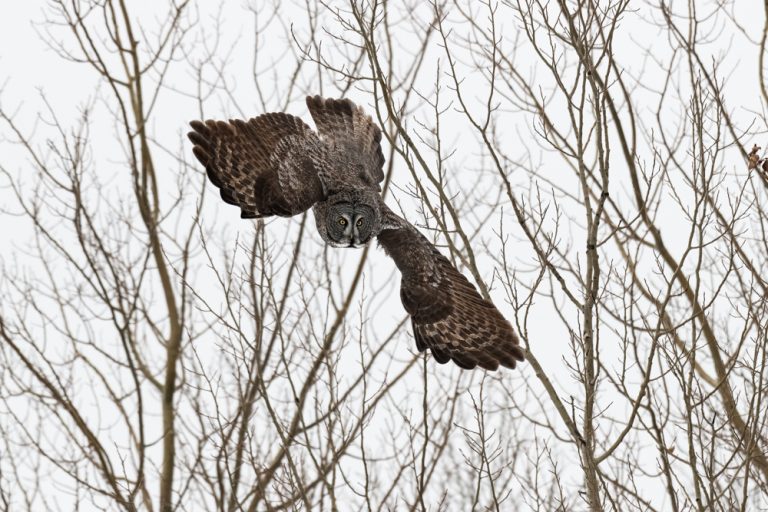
[188,96,525,371]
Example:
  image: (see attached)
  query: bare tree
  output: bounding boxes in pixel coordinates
[1,0,767,510]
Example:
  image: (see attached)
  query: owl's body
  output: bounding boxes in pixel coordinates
[188,95,525,371]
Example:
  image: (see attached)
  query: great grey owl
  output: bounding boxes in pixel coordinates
[188,95,525,371]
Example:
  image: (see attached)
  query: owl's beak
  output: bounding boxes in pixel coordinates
[348,237,370,249]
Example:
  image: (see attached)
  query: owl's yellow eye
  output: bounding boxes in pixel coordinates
[338,218,347,226]
[356,218,363,227]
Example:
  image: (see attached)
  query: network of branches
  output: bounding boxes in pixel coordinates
[0,1,766,511]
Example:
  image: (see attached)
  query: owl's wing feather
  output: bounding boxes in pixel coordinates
[306,95,385,186]
[188,113,327,218]
[377,209,525,371]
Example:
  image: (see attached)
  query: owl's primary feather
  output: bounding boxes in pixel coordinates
[306,95,386,187]
[188,95,525,372]
[188,113,327,218]
[378,207,525,371]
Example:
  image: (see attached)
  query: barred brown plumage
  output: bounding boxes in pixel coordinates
[188,95,525,371]
[377,206,525,370]
[188,113,327,218]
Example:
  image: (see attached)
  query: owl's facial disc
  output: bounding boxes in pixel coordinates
[326,202,375,248]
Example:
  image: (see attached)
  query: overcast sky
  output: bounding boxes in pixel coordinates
[1,1,766,509]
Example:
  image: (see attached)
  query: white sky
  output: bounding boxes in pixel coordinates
[1,1,766,510]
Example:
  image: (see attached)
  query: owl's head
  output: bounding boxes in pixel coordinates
[323,192,380,248]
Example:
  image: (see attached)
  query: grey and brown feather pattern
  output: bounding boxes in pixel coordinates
[306,95,385,187]
[188,113,327,218]
[188,95,525,372]
[378,207,525,371]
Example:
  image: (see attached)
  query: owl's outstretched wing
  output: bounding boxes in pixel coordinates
[306,95,385,186]
[188,113,327,218]
[377,209,525,371]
